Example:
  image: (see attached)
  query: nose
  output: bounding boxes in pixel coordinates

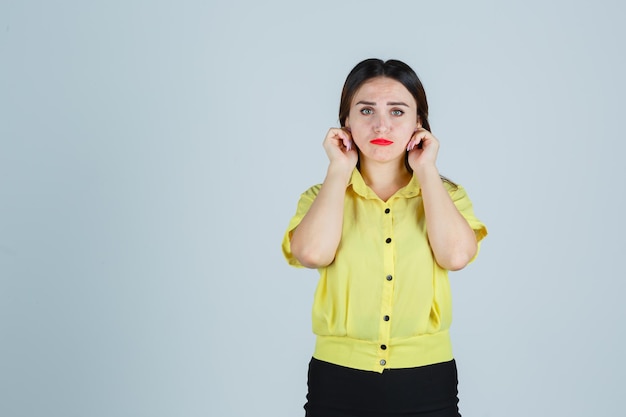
[373,114,390,133]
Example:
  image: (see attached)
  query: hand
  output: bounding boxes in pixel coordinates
[406,127,440,171]
[322,127,358,171]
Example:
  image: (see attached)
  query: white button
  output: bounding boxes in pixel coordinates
[380,359,386,366]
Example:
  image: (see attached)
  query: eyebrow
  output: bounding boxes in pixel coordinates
[355,100,410,107]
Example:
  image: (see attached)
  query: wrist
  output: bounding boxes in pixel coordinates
[412,163,439,181]
[327,163,354,184]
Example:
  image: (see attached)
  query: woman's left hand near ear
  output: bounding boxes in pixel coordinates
[407,128,440,172]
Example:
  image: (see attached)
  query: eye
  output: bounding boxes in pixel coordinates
[391,109,404,116]
[360,108,374,115]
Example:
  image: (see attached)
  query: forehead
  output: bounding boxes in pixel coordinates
[352,77,415,105]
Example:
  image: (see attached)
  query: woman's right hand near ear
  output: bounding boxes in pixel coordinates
[322,127,358,174]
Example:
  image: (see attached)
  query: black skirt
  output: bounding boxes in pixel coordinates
[304,357,461,417]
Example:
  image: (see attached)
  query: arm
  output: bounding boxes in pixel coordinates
[408,129,477,271]
[290,128,357,268]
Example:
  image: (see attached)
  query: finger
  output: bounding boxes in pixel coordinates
[339,128,353,151]
[329,129,352,150]
[407,131,423,151]
[412,129,435,148]
[409,139,423,151]
[325,129,353,154]
[326,128,345,145]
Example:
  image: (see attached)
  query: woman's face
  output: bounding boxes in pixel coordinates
[345,77,419,164]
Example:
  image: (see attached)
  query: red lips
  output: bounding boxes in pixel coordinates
[370,138,394,146]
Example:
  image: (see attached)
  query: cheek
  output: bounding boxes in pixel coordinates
[346,117,369,134]
[350,128,371,147]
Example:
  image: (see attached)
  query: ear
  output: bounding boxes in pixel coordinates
[345,117,350,129]
[416,115,422,130]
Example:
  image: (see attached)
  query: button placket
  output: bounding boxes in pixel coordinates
[379,203,394,369]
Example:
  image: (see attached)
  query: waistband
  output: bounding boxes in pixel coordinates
[314,330,453,374]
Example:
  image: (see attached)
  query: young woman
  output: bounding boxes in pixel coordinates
[282,58,487,417]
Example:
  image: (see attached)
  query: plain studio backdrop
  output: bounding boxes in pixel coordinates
[1,1,624,416]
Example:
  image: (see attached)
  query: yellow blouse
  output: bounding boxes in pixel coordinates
[282,169,487,373]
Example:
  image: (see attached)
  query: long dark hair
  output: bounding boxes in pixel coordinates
[338,58,454,185]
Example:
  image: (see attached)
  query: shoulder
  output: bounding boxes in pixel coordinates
[300,183,322,200]
[442,177,462,194]
[442,180,476,207]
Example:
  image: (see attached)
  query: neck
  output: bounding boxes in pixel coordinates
[359,157,411,200]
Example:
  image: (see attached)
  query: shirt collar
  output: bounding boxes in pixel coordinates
[348,169,422,200]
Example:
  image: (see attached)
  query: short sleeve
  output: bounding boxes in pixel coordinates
[446,183,488,262]
[281,184,321,268]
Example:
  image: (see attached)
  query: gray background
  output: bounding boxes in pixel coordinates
[1,1,624,416]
